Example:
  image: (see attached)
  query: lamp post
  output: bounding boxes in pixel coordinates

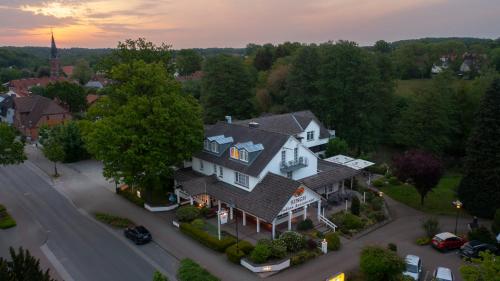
[229,200,239,252]
[452,200,462,234]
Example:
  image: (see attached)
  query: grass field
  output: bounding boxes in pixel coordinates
[379,174,464,216]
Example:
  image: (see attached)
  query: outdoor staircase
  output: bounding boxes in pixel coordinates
[315,214,337,234]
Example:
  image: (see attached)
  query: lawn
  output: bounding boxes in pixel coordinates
[379,174,463,216]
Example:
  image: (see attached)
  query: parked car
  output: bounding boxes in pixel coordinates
[432,232,466,251]
[124,226,152,245]
[403,254,422,281]
[459,240,498,259]
[433,267,453,281]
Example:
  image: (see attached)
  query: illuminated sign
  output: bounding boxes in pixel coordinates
[327,272,345,281]
[219,210,228,224]
[279,186,319,215]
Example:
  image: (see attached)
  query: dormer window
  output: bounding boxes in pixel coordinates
[210,142,219,153]
[240,150,248,162]
[230,147,239,159]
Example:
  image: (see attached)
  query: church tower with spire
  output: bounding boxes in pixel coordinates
[49,32,60,78]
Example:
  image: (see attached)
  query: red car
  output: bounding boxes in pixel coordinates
[432,232,466,251]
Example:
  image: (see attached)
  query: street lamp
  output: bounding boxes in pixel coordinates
[452,200,462,234]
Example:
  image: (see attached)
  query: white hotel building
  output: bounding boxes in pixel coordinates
[174,111,360,239]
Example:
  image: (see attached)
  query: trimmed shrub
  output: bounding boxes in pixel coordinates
[371,197,384,211]
[179,223,235,252]
[237,240,255,254]
[117,188,145,207]
[372,178,385,188]
[351,197,361,216]
[368,211,386,223]
[270,239,287,259]
[225,244,246,264]
[415,237,431,246]
[94,212,135,228]
[306,239,318,250]
[492,209,500,234]
[360,246,405,281]
[177,258,219,281]
[297,218,314,231]
[279,231,306,252]
[290,250,318,266]
[176,206,200,222]
[342,213,365,230]
[388,176,400,185]
[325,233,341,251]
[421,217,440,238]
[387,243,397,252]
[250,243,272,264]
[0,205,16,229]
[191,218,204,229]
[468,226,495,244]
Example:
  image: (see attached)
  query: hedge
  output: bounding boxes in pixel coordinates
[290,250,318,266]
[117,188,145,207]
[180,223,235,252]
[250,243,271,264]
[177,259,219,281]
[0,204,16,229]
[94,212,135,228]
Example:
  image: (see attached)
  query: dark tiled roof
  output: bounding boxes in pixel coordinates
[300,160,359,191]
[175,169,303,222]
[233,110,330,139]
[14,96,70,128]
[195,122,290,177]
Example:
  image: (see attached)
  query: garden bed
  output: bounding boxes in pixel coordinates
[94,212,135,228]
[0,204,16,229]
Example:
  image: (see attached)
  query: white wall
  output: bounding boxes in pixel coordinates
[258,136,317,182]
[296,120,329,148]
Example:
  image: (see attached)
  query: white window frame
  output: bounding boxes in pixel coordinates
[211,142,219,153]
[234,172,249,188]
[199,159,204,171]
[240,149,248,162]
[307,131,314,141]
[219,166,223,178]
[286,171,293,179]
[281,150,286,162]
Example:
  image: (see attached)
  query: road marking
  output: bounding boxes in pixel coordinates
[40,243,75,281]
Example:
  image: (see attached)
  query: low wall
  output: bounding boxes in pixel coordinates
[144,203,178,212]
[240,258,290,273]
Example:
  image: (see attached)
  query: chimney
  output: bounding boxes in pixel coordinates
[225,116,232,124]
[249,121,259,128]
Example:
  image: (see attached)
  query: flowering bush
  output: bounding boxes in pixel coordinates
[279,231,306,252]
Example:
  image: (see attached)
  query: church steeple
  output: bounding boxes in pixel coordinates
[49,31,60,78]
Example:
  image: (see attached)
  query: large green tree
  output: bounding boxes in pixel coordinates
[71,59,93,85]
[40,122,89,163]
[0,123,26,165]
[176,49,202,76]
[44,81,87,113]
[84,61,204,197]
[201,54,256,123]
[0,247,56,281]
[458,78,500,218]
[42,136,65,177]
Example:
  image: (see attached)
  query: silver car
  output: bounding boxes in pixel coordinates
[403,254,422,281]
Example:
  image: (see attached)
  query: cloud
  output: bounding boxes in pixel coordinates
[0,6,75,30]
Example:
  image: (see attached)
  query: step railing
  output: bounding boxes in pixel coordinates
[319,214,337,232]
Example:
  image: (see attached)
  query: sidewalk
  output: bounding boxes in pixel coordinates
[25,145,258,281]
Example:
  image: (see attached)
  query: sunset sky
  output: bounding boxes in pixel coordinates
[1,0,499,49]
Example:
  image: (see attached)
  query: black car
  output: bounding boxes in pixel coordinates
[459,240,498,259]
[124,226,152,245]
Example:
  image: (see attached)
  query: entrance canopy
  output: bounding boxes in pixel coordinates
[174,169,319,223]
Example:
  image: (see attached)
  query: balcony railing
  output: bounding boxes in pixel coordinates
[280,157,308,172]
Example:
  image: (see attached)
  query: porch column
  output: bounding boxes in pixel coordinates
[206,196,211,208]
[189,197,194,205]
[230,206,233,220]
[242,211,246,226]
[288,211,292,231]
[218,200,221,212]
[317,200,321,220]
[342,180,345,193]
[272,219,276,239]
[256,217,260,233]
[368,172,372,185]
[351,177,354,189]
[175,189,180,204]
[303,205,308,220]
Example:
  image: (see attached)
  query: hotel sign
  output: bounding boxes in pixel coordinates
[278,186,319,215]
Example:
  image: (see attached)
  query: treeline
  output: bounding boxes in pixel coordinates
[183,38,500,160]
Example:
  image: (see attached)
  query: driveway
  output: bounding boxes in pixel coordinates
[24,145,473,281]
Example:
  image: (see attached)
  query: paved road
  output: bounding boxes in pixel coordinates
[23,146,477,281]
[0,163,178,281]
